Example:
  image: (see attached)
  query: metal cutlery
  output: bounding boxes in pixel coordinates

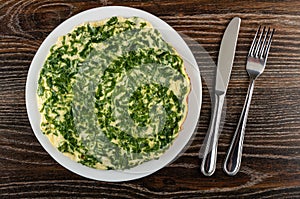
[224,26,275,176]
[201,17,241,176]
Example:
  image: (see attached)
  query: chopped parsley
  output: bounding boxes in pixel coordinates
[37,16,190,170]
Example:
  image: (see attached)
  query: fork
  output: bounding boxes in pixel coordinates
[223,26,275,176]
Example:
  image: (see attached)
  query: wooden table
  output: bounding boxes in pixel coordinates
[1,0,299,198]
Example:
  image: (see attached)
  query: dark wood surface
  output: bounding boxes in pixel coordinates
[1,0,299,198]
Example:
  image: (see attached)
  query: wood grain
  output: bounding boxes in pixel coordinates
[0,0,299,198]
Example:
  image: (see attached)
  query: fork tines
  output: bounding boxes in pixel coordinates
[249,26,275,59]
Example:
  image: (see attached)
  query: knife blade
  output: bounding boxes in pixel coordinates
[201,17,241,176]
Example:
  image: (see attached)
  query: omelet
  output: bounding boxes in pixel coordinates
[37,16,190,170]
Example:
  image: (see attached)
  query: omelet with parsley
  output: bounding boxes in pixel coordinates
[37,16,190,170]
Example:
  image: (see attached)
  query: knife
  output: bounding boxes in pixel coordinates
[201,17,241,176]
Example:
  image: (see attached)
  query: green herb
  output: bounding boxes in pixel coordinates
[37,16,189,170]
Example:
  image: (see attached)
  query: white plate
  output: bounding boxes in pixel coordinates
[26,6,202,182]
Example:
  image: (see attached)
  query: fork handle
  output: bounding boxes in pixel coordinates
[224,78,255,176]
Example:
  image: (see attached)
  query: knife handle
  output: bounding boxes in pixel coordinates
[201,92,225,176]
